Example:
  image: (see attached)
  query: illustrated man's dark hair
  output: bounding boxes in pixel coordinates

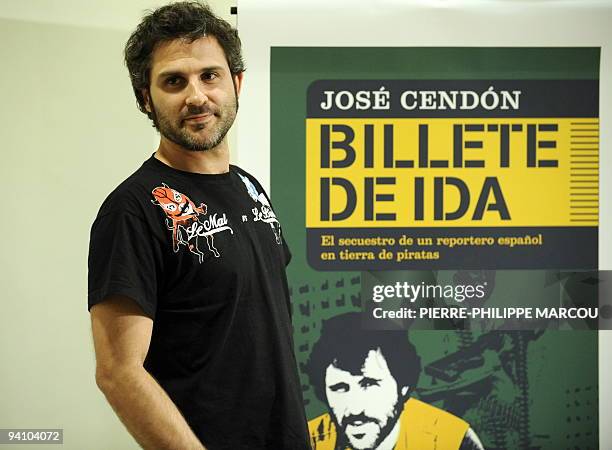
[305,312,421,403]
[124,1,245,123]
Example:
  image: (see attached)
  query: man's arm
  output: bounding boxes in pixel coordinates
[91,295,205,450]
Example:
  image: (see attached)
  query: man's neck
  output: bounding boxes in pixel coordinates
[154,137,230,174]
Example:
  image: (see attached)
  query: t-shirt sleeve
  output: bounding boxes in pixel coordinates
[88,210,160,319]
[242,169,293,267]
[281,236,292,267]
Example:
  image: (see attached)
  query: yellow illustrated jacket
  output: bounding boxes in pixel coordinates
[308,398,469,450]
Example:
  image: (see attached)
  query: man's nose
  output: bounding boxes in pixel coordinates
[344,399,366,416]
[185,81,208,107]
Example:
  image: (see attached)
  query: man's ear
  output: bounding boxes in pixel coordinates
[142,89,152,113]
[400,386,409,397]
[233,72,244,98]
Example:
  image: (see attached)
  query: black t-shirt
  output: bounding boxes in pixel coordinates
[88,156,310,450]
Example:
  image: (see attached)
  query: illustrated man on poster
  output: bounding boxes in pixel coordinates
[87,2,310,449]
[306,313,484,450]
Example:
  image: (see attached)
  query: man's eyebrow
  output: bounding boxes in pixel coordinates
[359,376,381,382]
[157,66,226,78]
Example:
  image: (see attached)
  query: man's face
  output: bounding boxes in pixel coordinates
[145,36,242,152]
[325,349,403,450]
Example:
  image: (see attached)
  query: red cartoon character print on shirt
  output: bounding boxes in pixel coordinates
[151,183,233,262]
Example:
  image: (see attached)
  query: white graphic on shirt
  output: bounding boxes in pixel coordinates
[238,173,282,244]
[151,183,233,263]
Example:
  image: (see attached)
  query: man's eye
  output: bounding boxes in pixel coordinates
[359,378,380,389]
[202,72,218,81]
[329,382,349,393]
[166,77,183,86]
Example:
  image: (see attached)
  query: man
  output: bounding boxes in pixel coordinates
[88,3,310,449]
[306,313,484,450]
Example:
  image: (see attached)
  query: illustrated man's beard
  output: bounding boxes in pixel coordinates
[335,400,403,450]
[150,95,238,152]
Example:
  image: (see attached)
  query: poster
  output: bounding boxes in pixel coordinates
[239,2,611,448]
[270,47,599,449]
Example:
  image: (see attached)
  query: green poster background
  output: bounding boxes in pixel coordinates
[271,48,599,449]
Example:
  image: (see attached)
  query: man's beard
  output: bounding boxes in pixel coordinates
[335,399,403,450]
[150,94,238,152]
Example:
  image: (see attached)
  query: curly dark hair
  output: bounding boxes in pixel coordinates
[305,312,421,403]
[124,1,245,122]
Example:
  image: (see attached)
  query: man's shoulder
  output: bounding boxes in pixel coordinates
[403,397,469,429]
[399,398,470,449]
[95,160,156,219]
[307,412,332,434]
[404,398,465,420]
[307,413,336,450]
[403,401,484,450]
[230,165,277,211]
[230,164,262,186]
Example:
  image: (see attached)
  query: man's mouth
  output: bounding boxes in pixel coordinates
[343,414,379,428]
[184,113,212,123]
